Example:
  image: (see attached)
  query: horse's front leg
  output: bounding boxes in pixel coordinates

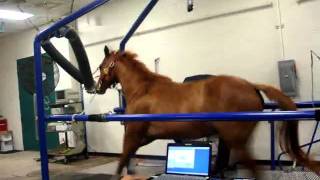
[117,133,141,175]
[117,120,152,175]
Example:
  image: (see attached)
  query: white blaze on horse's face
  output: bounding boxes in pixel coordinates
[95,46,117,94]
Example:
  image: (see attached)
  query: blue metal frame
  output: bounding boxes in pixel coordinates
[34,0,320,179]
[34,1,110,179]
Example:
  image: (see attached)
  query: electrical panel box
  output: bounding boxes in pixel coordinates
[278,60,298,97]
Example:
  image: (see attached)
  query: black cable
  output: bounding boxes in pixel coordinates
[70,0,75,14]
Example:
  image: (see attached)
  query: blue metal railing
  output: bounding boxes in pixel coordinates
[47,110,318,122]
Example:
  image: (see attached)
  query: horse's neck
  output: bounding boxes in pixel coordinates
[116,60,160,102]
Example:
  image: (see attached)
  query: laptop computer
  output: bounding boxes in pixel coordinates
[154,143,212,180]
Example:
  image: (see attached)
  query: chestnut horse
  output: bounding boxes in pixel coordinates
[96,46,320,177]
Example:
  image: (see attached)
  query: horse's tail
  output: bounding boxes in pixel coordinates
[254,83,320,174]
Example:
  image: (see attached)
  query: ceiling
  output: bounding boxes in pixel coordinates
[0,0,92,36]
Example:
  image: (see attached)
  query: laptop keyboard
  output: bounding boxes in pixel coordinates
[156,174,207,180]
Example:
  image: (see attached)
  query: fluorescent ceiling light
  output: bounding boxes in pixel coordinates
[0,10,33,20]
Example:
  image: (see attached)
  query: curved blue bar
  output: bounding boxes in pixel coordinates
[34,1,111,179]
[47,110,317,122]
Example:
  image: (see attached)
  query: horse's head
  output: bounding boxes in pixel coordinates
[95,46,119,94]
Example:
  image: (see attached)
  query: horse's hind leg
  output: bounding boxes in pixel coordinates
[212,138,230,177]
[226,138,258,178]
[233,147,257,176]
[217,122,258,177]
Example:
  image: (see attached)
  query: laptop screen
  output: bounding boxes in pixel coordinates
[165,144,211,176]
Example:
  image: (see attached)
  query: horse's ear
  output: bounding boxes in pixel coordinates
[104,45,110,57]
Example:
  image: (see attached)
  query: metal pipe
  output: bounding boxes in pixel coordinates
[119,0,159,51]
[47,110,318,122]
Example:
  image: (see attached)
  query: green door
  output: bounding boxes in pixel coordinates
[17,54,59,150]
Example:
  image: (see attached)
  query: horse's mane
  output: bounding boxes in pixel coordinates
[118,51,172,82]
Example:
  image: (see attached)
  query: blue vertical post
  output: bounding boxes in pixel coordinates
[270,121,276,170]
[119,0,159,51]
[34,39,49,180]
